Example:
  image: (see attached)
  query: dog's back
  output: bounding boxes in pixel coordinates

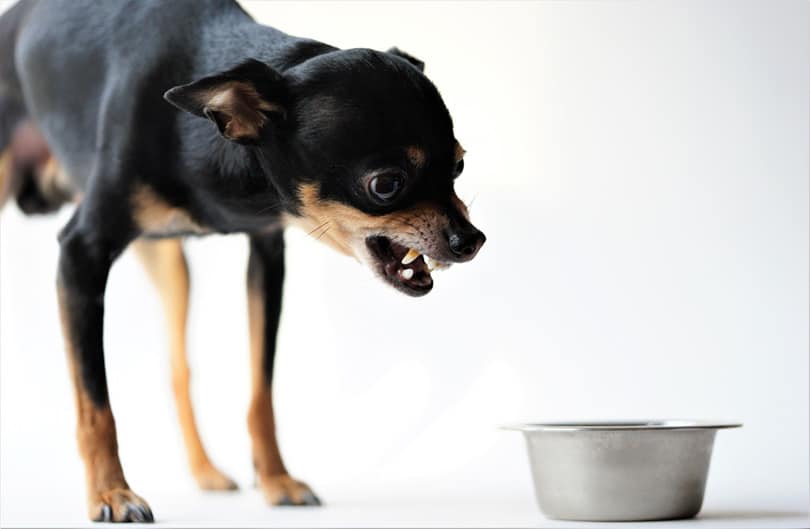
[1,0,328,216]
[0,0,92,213]
[1,1,205,212]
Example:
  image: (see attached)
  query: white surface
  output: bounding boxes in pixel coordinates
[1,0,808,527]
[2,492,809,529]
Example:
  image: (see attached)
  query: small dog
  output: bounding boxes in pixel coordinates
[0,0,485,522]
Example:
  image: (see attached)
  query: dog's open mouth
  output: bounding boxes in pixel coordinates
[365,236,450,297]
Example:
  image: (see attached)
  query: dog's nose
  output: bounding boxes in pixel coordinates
[448,228,486,262]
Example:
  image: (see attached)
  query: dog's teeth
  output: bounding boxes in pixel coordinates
[400,268,414,280]
[401,248,421,265]
[425,256,448,271]
[425,256,437,271]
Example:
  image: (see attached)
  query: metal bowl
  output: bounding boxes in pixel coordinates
[504,421,741,521]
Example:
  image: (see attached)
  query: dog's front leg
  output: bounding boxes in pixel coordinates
[57,208,152,523]
[246,230,321,506]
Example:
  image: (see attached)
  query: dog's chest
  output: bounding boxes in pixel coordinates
[131,185,210,237]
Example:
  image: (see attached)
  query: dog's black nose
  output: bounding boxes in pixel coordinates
[448,228,486,262]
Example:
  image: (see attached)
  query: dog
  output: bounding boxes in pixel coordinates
[0,0,485,522]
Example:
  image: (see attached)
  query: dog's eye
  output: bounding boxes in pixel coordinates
[368,172,404,202]
[453,158,464,178]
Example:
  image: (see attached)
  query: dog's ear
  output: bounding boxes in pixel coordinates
[386,47,425,72]
[164,59,287,143]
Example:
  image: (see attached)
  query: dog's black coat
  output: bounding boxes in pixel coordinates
[8,0,458,232]
[3,0,462,397]
[0,0,484,521]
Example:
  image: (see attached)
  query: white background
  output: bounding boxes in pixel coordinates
[1,0,808,527]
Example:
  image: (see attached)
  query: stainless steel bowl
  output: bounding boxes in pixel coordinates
[504,421,741,521]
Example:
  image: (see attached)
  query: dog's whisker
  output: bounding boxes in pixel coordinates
[313,223,331,238]
[306,220,330,237]
[315,226,331,241]
[400,219,421,232]
[254,200,287,215]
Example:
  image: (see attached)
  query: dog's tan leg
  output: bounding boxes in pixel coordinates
[133,238,237,491]
[65,367,152,521]
[66,369,151,521]
[0,147,14,208]
[58,285,153,523]
[247,232,320,506]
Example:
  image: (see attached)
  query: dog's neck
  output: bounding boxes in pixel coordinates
[170,9,338,233]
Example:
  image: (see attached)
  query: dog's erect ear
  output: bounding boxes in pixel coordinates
[386,47,425,72]
[164,59,287,143]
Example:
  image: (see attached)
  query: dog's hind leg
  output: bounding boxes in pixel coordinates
[132,238,238,491]
[0,144,11,207]
[0,0,34,209]
[0,97,27,209]
[246,230,321,506]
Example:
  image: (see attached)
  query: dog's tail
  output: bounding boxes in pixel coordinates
[1,0,72,215]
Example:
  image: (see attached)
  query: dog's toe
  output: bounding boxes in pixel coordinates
[90,488,154,523]
[277,495,295,506]
[95,504,113,522]
[124,504,154,523]
[300,490,322,506]
[194,464,239,491]
[259,474,322,507]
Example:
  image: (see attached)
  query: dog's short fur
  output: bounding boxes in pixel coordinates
[0,0,485,522]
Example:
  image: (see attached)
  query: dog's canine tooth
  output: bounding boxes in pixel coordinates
[425,256,437,271]
[401,248,420,265]
[425,256,449,271]
[400,268,414,280]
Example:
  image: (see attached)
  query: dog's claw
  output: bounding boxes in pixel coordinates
[142,506,155,523]
[301,491,322,506]
[127,504,154,523]
[89,488,154,523]
[259,473,321,507]
[277,495,294,506]
[95,504,113,522]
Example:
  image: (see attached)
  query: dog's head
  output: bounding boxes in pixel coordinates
[165,48,484,296]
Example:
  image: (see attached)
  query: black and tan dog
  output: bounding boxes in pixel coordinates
[0,0,485,522]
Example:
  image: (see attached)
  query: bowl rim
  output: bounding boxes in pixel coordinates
[500,420,743,431]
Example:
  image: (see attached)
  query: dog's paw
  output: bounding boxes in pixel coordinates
[258,473,321,506]
[193,464,239,491]
[89,488,154,523]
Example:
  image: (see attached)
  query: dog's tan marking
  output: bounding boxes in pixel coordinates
[0,123,78,209]
[40,156,77,200]
[204,82,281,141]
[57,285,151,521]
[284,183,448,258]
[131,185,207,236]
[0,147,12,208]
[406,146,426,168]
[132,238,237,491]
